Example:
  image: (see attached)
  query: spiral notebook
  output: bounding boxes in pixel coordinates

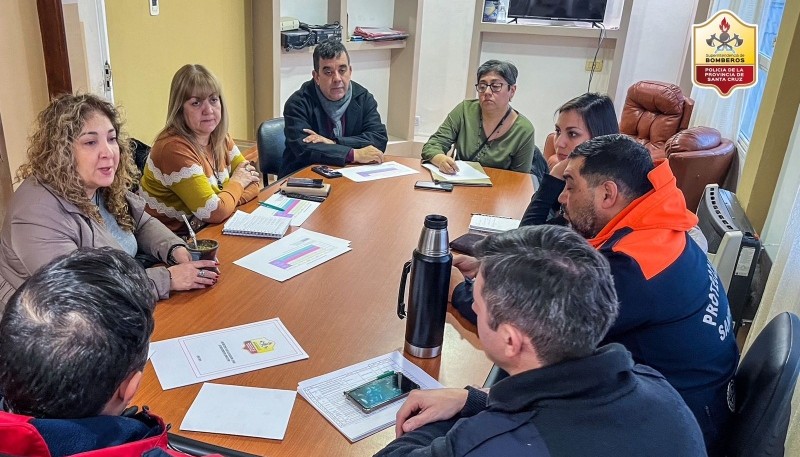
[222,210,291,239]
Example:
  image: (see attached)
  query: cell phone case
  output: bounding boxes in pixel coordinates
[449,232,487,256]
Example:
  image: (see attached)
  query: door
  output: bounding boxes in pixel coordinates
[61,0,113,101]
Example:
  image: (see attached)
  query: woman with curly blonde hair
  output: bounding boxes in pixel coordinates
[0,93,219,309]
[139,64,260,236]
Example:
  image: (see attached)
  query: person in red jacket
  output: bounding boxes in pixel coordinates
[0,248,217,457]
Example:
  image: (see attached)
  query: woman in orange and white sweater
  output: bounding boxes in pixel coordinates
[139,64,260,237]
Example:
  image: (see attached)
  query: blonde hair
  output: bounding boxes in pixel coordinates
[17,93,137,232]
[157,64,229,167]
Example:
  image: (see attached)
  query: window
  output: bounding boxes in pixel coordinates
[737,1,785,152]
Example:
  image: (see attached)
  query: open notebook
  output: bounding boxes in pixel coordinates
[423,161,492,186]
[222,210,291,239]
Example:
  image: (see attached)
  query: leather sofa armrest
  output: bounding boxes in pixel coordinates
[668,138,736,211]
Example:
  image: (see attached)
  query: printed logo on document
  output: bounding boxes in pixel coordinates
[692,9,757,97]
[243,337,276,354]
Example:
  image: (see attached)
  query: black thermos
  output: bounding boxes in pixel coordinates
[397,215,453,358]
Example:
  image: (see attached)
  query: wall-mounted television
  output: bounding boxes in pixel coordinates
[507,0,608,23]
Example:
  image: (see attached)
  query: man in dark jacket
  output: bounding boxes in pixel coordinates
[451,135,738,456]
[0,248,214,457]
[282,39,388,176]
[377,225,707,457]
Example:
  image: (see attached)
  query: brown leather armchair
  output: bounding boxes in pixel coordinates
[620,80,694,160]
[666,126,735,212]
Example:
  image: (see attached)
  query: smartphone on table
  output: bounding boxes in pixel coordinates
[414,181,454,192]
[344,371,420,413]
[287,177,324,188]
[312,165,343,178]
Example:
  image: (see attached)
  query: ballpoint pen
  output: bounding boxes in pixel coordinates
[259,201,286,211]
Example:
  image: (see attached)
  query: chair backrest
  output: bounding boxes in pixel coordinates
[130,138,151,174]
[728,312,800,457]
[257,118,286,183]
[620,80,694,159]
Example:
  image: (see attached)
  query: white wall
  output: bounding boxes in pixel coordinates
[415,0,699,146]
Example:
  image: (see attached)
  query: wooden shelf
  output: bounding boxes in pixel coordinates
[478,22,621,39]
[281,39,407,54]
[254,0,422,142]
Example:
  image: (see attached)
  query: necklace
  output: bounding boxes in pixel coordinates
[474,106,513,157]
[200,146,224,190]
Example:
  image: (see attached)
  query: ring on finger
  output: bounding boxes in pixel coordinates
[198,270,206,278]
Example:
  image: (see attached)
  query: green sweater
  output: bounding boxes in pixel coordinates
[421,100,535,173]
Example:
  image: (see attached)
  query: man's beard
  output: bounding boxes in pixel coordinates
[562,204,600,239]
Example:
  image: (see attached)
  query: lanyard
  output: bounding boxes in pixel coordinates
[474,106,513,157]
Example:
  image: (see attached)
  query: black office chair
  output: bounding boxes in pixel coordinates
[131,138,151,174]
[727,311,800,457]
[483,365,509,388]
[257,117,286,185]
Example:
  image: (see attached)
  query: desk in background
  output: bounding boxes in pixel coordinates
[133,157,535,456]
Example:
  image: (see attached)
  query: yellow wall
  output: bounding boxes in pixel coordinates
[0,0,49,181]
[105,0,253,144]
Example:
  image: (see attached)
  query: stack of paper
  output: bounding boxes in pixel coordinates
[234,228,351,282]
[423,161,492,186]
[469,214,520,233]
[254,193,321,226]
[297,351,443,442]
[223,210,291,238]
[353,26,409,41]
[149,318,308,390]
[338,161,419,182]
[181,383,296,440]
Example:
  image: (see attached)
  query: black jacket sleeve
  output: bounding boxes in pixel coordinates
[520,174,566,227]
[374,419,458,457]
[335,90,388,151]
[283,92,352,170]
[283,83,388,174]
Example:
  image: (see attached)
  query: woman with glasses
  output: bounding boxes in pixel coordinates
[421,60,535,174]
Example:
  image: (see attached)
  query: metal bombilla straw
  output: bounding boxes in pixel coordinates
[181,214,198,249]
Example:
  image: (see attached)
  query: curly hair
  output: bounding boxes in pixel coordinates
[157,64,229,169]
[16,93,138,232]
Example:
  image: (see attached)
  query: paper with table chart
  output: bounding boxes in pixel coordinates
[297,351,443,442]
[253,193,321,226]
[149,318,308,390]
[233,228,351,282]
[338,161,419,182]
[180,383,296,440]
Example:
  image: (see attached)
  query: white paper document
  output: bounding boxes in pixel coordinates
[181,383,296,440]
[233,228,351,282]
[338,161,419,182]
[297,351,443,442]
[149,318,308,390]
[253,194,321,226]
[423,161,490,181]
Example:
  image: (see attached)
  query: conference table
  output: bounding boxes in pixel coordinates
[132,156,536,456]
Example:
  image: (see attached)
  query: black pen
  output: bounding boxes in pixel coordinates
[280,191,326,203]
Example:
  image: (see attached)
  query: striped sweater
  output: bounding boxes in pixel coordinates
[139,133,260,236]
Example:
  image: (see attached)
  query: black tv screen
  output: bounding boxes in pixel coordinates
[507,0,608,22]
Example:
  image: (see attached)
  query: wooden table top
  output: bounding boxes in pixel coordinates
[132,156,535,456]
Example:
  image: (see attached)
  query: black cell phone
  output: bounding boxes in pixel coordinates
[414,180,454,192]
[344,371,420,413]
[287,177,324,188]
[312,165,343,178]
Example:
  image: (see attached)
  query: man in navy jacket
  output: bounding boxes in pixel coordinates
[282,39,388,176]
[377,225,706,457]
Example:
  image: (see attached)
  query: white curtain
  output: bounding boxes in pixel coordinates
[689,0,766,140]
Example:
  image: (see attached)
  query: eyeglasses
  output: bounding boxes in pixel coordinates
[475,82,508,93]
